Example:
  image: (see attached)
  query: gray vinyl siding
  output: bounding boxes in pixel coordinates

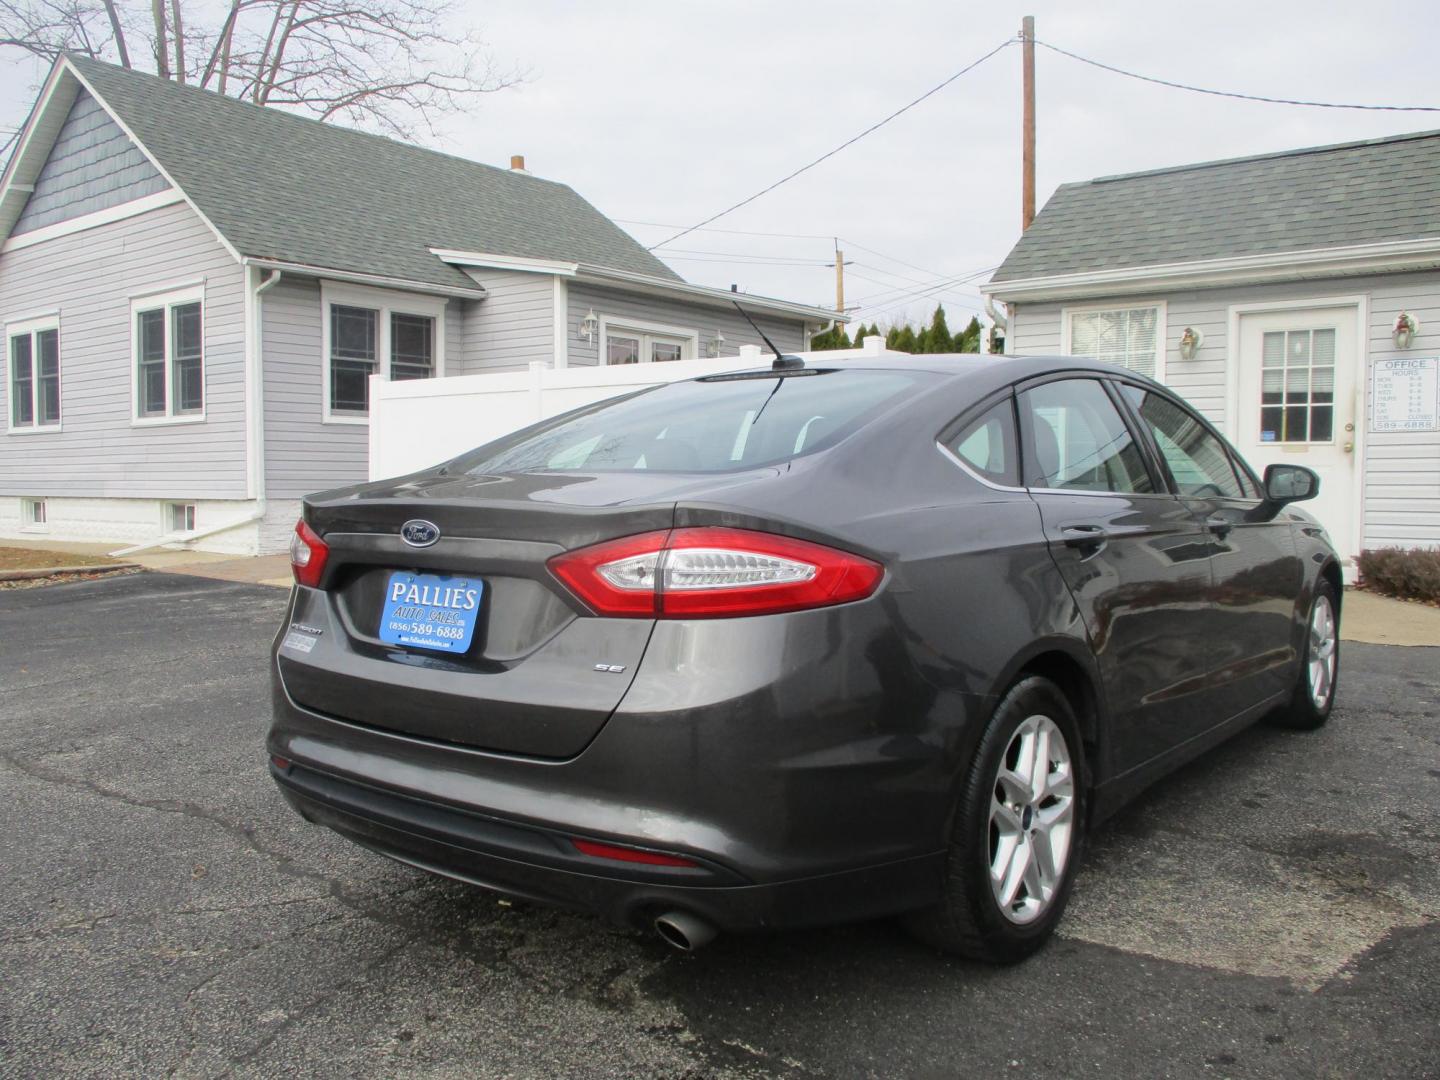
[457,269,555,373]
[566,283,806,366]
[1009,270,1440,550]
[0,200,246,498]
[261,276,464,499]
[13,90,169,235]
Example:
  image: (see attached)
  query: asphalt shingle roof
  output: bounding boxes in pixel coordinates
[991,129,1440,283]
[66,54,680,291]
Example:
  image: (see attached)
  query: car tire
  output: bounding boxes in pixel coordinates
[1270,579,1340,731]
[902,675,1086,963]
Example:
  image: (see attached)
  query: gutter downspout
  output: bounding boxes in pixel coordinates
[984,297,1009,354]
[108,508,269,557]
[806,319,836,350]
[249,268,282,541]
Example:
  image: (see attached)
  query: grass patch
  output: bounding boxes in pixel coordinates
[0,546,118,572]
[1356,547,1440,606]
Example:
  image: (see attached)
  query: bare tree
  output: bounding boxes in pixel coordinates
[0,0,522,143]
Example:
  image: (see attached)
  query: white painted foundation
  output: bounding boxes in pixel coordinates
[0,496,306,555]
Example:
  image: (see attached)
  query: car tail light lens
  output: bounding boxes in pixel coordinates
[571,838,699,868]
[289,519,329,588]
[548,527,882,618]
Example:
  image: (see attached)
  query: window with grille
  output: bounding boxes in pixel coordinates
[1066,307,1162,379]
[1259,328,1335,444]
[600,320,695,365]
[8,319,60,429]
[322,285,443,419]
[133,289,204,421]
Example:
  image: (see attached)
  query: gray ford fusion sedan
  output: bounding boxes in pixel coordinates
[268,354,1341,961]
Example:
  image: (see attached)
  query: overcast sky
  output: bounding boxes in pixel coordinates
[4,0,1438,329]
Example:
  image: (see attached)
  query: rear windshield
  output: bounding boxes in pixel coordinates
[454,369,926,475]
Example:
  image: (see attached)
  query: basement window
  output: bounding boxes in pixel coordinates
[22,497,47,529]
[168,503,197,533]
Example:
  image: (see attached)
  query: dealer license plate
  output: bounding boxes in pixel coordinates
[379,571,484,654]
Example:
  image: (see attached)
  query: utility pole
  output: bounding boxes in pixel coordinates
[827,244,853,313]
[1021,15,1036,231]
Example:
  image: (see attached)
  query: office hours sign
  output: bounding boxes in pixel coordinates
[1371,357,1439,432]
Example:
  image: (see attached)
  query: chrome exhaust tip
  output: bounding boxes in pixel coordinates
[654,910,717,952]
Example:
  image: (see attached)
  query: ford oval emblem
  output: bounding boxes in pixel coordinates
[400,519,441,548]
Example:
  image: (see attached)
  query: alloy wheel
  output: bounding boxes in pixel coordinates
[1308,594,1338,711]
[988,714,1075,925]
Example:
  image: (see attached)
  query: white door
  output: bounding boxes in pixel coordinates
[1235,305,1362,561]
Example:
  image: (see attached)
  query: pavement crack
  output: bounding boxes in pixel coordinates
[216,931,421,1075]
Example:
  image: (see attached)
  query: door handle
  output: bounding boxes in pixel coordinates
[1206,515,1233,537]
[1061,524,1108,553]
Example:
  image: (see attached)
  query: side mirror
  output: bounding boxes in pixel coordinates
[1263,463,1319,504]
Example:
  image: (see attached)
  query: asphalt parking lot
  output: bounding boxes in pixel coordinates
[2,572,1437,1079]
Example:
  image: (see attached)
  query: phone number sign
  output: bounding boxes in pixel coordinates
[1372,357,1439,432]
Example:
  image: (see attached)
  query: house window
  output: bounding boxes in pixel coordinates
[168,502,197,532]
[1065,305,1164,379]
[329,305,378,414]
[600,319,697,365]
[322,284,445,420]
[22,497,47,527]
[132,287,204,421]
[7,317,61,430]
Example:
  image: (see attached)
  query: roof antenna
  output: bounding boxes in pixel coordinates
[732,300,804,371]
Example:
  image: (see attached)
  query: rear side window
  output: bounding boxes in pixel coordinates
[1019,378,1153,493]
[456,369,928,475]
[944,398,1019,486]
[1121,385,1243,498]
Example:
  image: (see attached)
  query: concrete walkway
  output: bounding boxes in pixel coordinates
[1340,588,1440,647]
[2,539,293,588]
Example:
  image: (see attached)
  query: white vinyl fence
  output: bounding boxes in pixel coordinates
[368,338,906,480]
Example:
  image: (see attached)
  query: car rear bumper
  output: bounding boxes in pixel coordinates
[269,594,987,932]
[270,755,943,932]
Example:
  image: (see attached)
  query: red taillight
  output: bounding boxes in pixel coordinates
[548,527,883,619]
[571,838,699,867]
[289,519,329,588]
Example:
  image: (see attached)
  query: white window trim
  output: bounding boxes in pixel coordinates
[20,496,49,533]
[321,281,447,424]
[1060,300,1168,383]
[130,284,207,427]
[6,313,62,434]
[598,315,699,366]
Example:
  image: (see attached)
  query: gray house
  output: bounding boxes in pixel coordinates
[0,55,839,554]
[984,130,1440,564]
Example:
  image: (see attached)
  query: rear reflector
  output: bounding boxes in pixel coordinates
[549,527,882,619]
[571,838,699,867]
[270,754,292,771]
[289,519,329,588]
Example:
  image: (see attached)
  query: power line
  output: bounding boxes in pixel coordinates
[648,38,1015,251]
[848,263,998,305]
[617,220,837,242]
[660,247,832,265]
[851,270,996,317]
[841,240,962,284]
[1036,40,1440,112]
[662,254,833,268]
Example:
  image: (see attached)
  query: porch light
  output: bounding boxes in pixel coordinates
[1393,311,1419,349]
[1178,327,1203,361]
[579,309,599,343]
[706,332,725,357]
